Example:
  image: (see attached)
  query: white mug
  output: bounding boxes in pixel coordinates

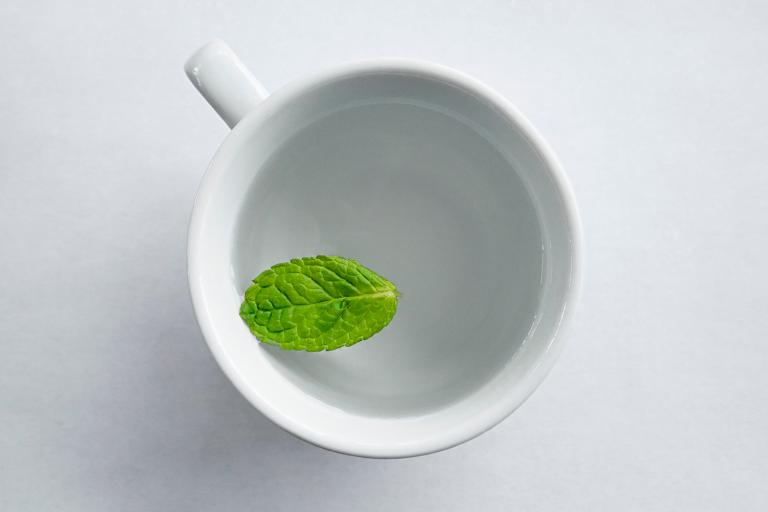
[185,40,581,458]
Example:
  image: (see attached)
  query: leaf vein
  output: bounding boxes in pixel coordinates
[304,264,361,294]
[249,290,395,311]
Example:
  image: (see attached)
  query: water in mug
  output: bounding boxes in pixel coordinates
[234,100,544,417]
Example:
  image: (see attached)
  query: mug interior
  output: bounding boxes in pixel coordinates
[234,98,543,417]
[189,63,578,456]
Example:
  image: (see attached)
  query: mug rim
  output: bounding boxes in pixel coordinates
[188,58,582,458]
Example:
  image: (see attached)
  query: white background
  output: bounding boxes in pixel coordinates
[2,1,767,510]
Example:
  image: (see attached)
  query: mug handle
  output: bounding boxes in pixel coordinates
[184,40,268,128]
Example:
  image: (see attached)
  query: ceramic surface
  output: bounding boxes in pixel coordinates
[185,40,581,458]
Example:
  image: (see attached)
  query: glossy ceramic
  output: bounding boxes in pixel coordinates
[185,40,581,458]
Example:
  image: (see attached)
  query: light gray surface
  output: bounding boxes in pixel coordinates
[1,0,767,510]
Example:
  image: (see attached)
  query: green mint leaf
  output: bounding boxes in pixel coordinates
[239,256,399,352]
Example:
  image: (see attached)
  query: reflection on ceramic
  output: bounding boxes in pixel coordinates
[185,40,582,458]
